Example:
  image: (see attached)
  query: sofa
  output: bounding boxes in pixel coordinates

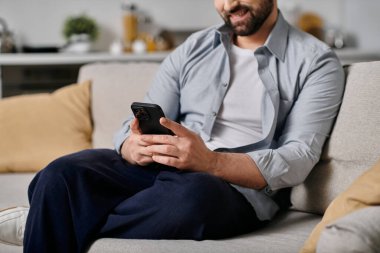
[0,60,379,253]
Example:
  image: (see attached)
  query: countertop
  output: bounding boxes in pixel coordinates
[0,51,170,65]
[1,49,380,66]
[335,48,380,65]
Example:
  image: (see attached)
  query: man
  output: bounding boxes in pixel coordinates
[0,0,345,252]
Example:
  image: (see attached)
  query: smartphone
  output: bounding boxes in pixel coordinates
[131,102,174,135]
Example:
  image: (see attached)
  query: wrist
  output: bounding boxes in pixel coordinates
[207,151,223,177]
[120,138,135,164]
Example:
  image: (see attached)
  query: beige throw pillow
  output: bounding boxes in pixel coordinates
[0,81,92,172]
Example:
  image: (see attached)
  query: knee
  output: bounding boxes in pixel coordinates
[162,172,227,218]
[181,172,227,201]
[37,149,99,186]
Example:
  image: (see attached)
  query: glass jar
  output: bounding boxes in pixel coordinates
[122,3,138,52]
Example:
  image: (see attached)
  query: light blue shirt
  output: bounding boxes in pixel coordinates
[114,12,345,220]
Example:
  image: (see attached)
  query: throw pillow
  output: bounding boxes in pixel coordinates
[0,81,92,173]
[316,206,380,253]
[300,158,380,253]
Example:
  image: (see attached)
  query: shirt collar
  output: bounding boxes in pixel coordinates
[213,24,233,49]
[264,11,289,62]
[213,11,289,62]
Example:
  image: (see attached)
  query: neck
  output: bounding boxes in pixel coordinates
[235,9,278,50]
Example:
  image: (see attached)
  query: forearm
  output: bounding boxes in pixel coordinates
[140,118,267,190]
[209,151,267,190]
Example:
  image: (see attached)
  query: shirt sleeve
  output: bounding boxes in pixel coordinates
[249,50,345,191]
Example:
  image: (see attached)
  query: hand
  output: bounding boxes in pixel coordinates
[141,118,216,172]
[120,118,155,166]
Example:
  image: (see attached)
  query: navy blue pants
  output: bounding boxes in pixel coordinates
[23,149,262,253]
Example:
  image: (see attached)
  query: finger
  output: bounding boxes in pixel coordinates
[146,144,179,157]
[160,118,189,137]
[130,118,142,134]
[136,155,154,166]
[140,134,177,145]
[152,155,179,168]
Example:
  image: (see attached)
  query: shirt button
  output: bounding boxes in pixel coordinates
[212,112,217,117]
[265,187,273,195]
[223,82,228,87]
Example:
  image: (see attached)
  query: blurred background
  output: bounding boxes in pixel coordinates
[1,0,379,52]
[1,0,379,97]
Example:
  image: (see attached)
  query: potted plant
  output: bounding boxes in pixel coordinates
[62,14,99,53]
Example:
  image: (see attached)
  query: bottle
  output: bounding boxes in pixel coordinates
[122,2,138,52]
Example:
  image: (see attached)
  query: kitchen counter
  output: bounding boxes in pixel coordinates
[335,48,380,65]
[0,51,170,65]
[1,49,380,98]
[1,49,379,65]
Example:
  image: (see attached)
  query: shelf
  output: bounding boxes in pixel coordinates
[334,49,380,65]
[0,52,170,66]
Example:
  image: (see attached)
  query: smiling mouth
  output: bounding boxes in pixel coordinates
[227,7,250,23]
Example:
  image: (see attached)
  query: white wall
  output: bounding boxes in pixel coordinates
[1,0,379,51]
[279,0,380,51]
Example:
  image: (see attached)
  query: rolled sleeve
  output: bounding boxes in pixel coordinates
[113,115,133,154]
[251,50,345,191]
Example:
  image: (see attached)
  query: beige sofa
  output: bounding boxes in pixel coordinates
[1,60,380,253]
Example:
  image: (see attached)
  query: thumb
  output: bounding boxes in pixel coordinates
[160,117,188,137]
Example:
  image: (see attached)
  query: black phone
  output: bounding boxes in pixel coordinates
[131,102,174,135]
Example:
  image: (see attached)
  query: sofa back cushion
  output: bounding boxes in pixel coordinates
[78,62,160,149]
[291,61,380,214]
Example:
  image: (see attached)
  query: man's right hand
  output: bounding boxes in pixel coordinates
[120,118,155,166]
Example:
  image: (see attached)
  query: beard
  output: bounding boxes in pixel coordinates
[221,1,274,36]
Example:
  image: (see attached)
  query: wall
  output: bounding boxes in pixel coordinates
[0,0,379,51]
[279,0,380,51]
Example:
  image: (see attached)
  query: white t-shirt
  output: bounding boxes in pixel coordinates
[206,45,264,150]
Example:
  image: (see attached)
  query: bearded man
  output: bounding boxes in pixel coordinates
[0,1,344,252]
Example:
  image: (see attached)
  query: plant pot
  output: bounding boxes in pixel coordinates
[61,33,92,54]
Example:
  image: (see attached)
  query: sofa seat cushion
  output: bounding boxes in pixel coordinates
[0,173,34,210]
[0,81,92,173]
[88,211,321,253]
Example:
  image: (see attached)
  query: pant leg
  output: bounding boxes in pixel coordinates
[99,171,263,240]
[23,149,162,253]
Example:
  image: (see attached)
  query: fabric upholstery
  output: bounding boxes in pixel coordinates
[316,206,380,253]
[0,81,92,173]
[88,211,321,253]
[78,62,160,149]
[300,158,380,253]
[291,61,380,214]
[0,174,33,210]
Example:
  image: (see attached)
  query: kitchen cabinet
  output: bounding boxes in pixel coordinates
[0,52,169,98]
